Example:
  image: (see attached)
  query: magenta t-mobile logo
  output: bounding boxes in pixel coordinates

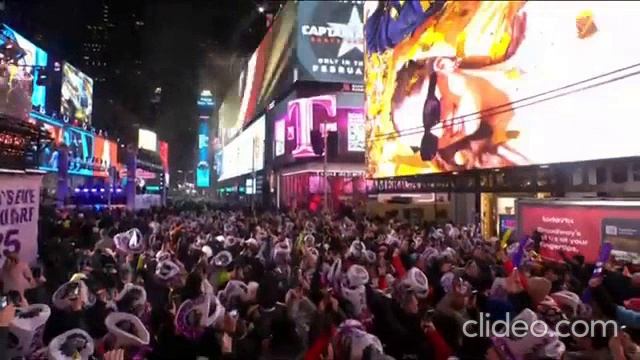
[287,95,337,157]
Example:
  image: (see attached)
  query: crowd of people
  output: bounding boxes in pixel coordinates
[0,204,639,360]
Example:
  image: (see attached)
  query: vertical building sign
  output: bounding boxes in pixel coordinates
[196,90,214,188]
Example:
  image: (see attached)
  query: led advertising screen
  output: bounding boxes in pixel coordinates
[61,62,93,125]
[197,90,215,108]
[33,115,64,172]
[93,136,117,178]
[213,150,222,180]
[272,94,365,160]
[518,200,640,264]
[218,2,296,142]
[64,126,94,176]
[196,121,210,188]
[219,115,265,181]
[296,0,364,84]
[364,1,640,179]
[159,140,169,186]
[138,129,157,152]
[0,25,48,120]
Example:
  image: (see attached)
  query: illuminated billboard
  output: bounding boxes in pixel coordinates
[93,136,117,178]
[64,127,94,176]
[218,2,295,142]
[296,1,364,84]
[219,115,265,181]
[138,129,157,152]
[0,25,48,119]
[272,93,365,160]
[159,141,169,186]
[197,90,215,108]
[364,1,640,178]
[196,121,210,188]
[33,115,64,172]
[61,62,93,125]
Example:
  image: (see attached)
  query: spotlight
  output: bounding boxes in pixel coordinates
[258,5,265,13]
[82,188,89,193]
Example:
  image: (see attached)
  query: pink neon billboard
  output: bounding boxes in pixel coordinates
[274,95,365,159]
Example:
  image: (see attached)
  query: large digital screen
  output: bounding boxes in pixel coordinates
[219,115,265,181]
[0,25,48,120]
[93,136,117,178]
[296,1,364,84]
[218,2,296,142]
[61,62,93,125]
[159,140,169,186]
[518,200,640,264]
[138,129,157,152]
[33,115,64,172]
[272,94,365,159]
[196,121,210,188]
[364,1,640,179]
[64,126,94,176]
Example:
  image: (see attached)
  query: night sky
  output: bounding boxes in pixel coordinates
[3,0,271,176]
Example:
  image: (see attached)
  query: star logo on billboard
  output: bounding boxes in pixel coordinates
[327,6,364,57]
[302,5,364,58]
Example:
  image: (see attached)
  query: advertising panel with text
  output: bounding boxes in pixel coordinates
[518,201,640,264]
[296,1,364,84]
[272,94,365,162]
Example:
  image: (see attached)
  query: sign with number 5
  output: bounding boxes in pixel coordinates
[0,175,42,268]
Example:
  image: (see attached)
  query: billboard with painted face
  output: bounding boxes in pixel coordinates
[365,1,640,178]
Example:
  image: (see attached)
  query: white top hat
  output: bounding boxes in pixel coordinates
[363,250,377,264]
[422,247,440,264]
[245,238,258,247]
[175,294,209,338]
[115,284,147,315]
[105,312,150,348]
[220,280,250,306]
[8,304,51,358]
[201,245,213,259]
[402,267,429,299]
[212,250,233,268]
[204,292,225,328]
[224,236,240,249]
[273,241,291,262]
[48,329,94,360]
[346,265,370,288]
[494,308,566,359]
[550,291,582,317]
[155,259,182,284]
[336,320,384,360]
[348,240,366,259]
[52,280,93,311]
[114,228,145,254]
